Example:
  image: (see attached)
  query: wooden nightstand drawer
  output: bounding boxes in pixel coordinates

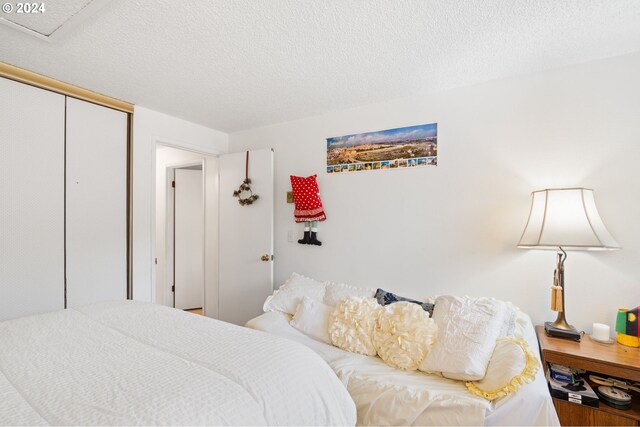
[536,326,640,426]
[553,398,638,426]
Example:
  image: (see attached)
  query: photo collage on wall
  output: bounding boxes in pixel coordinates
[326,123,437,174]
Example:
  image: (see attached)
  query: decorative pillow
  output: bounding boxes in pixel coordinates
[290,296,333,344]
[290,175,326,222]
[513,308,531,340]
[263,273,327,315]
[324,282,375,307]
[499,302,518,338]
[372,302,438,370]
[328,297,381,356]
[466,337,540,401]
[419,295,507,381]
[375,288,435,317]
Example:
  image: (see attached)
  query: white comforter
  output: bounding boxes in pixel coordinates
[0,301,356,426]
[247,311,559,426]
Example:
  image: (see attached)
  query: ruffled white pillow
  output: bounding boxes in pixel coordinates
[328,297,381,356]
[324,282,375,307]
[263,273,327,315]
[373,302,438,370]
[466,337,540,401]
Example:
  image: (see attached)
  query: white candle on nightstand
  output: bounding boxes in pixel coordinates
[592,323,610,341]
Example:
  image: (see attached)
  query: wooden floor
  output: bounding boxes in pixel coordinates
[185,308,203,316]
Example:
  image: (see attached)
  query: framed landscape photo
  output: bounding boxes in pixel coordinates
[326,123,437,173]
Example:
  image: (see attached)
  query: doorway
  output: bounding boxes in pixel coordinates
[153,145,274,325]
[155,145,219,318]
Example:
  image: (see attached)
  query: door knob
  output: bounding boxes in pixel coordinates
[261,254,271,262]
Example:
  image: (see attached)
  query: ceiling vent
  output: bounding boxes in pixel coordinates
[0,0,110,41]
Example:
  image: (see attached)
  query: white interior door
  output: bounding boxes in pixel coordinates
[0,77,65,321]
[219,149,274,325]
[66,97,127,307]
[174,168,204,310]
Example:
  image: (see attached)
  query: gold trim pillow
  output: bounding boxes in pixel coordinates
[373,302,438,370]
[466,337,540,401]
[328,297,381,356]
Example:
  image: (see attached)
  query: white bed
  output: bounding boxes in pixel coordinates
[0,301,356,426]
[246,310,560,426]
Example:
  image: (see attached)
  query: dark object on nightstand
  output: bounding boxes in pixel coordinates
[548,375,599,408]
[545,321,582,341]
[563,380,588,392]
[596,386,632,410]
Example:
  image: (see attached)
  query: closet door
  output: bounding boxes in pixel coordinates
[0,77,65,321]
[66,97,127,307]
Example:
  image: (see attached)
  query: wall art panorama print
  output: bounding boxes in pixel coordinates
[326,123,437,173]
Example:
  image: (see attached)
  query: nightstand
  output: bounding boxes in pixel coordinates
[536,325,640,426]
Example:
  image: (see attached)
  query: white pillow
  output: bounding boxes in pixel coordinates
[263,273,326,315]
[372,302,438,370]
[290,296,333,344]
[466,338,540,401]
[499,302,519,338]
[323,282,375,307]
[328,297,381,356]
[419,295,507,381]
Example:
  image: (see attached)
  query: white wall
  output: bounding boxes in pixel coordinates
[230,52,640,335]
[133,106,228,303]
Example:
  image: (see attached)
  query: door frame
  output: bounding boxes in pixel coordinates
[166,161,205,311]
[153,140,221,316]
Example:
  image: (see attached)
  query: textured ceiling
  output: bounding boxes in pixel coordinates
[1,0,639,132]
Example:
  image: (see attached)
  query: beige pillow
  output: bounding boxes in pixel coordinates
[466,337,540,401]
[373,302,438,370]
[324,282,375,307]
[328,297,381,356]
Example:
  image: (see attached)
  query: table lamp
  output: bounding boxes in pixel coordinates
[517,188,620,341]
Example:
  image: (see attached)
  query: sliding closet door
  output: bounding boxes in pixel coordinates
[66,97,127,307]
[0,77,65,321]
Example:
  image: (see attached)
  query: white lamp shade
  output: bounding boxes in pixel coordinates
[517,188,620,250]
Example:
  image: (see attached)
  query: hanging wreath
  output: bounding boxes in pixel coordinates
[233,178,259,205]
[232,151,259,206]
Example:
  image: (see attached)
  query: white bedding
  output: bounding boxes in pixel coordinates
[0,301,356,426]
[246,310,560,426]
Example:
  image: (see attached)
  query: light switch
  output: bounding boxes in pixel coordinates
[287,230,295,242]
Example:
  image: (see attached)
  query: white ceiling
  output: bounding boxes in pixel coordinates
[1,0,639,132]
